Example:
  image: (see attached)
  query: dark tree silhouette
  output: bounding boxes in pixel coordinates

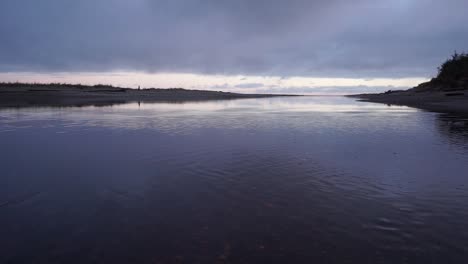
[437,51,468,82]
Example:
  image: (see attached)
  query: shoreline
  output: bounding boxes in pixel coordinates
[0,83,297,108]
[349,91,468,115]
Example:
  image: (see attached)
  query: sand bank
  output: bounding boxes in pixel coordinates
[350,90,468,115]
[0,83,294,108]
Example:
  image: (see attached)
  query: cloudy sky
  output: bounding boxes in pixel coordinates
[1,0,467,94]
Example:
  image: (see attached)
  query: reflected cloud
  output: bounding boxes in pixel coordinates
[0,96,418,135]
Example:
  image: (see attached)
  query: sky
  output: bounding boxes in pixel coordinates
[0,0,467,94]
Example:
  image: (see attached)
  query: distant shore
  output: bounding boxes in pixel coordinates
[0,83,296,108]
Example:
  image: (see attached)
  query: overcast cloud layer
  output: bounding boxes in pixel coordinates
[1,0,467,78]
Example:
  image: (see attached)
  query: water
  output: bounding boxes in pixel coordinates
[1,96,467,263]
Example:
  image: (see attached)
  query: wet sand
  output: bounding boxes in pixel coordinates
[349,90,468,115]
[0,83,294,108]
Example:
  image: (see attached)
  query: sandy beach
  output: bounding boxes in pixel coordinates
[350,90,468,115]
[0,83,293,108]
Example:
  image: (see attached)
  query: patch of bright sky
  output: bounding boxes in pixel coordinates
[0,72,428,95]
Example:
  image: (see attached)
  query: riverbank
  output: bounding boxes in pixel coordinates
[349,90,468,115]
[351,52,468,115]
[0,83,294,108]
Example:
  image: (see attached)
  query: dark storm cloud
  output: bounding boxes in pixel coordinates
[1,0,467,77]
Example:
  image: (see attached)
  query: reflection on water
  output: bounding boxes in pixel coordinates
[0,97,419,133]
[436,114,468,151]
[0,96,467,263]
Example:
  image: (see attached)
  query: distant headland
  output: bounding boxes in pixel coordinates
[0,83,295,108]
[351,52,468,115]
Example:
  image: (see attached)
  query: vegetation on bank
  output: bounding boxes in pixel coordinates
[437,52,468,82]
[413,52,468,92]
[0,82,189,91]
[0,82,117,89]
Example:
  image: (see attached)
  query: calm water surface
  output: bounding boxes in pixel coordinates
[1,96,468,263]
